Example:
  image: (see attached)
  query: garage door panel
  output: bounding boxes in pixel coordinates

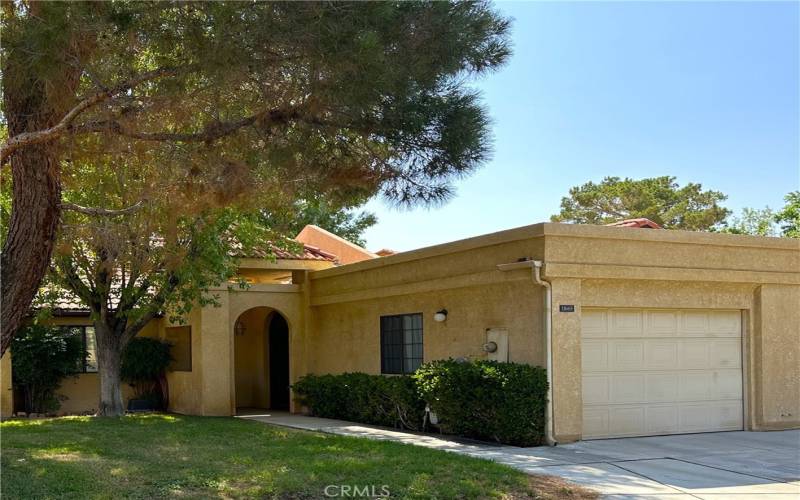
[711,340,741,368]
[610,374,646,403]
[713,402,744,429]
[646,406,679,434]
[609,407,645,436]
[611,341,645,370]
[712,370,743,399]
[645,310,678,336]
[681,310,710,333]
[678,340,712,369]
[582,309,608,337]
[679,404,713,431]
[582,308,742,439]
[582,408,609,438]
[645,341,679,368]
[582,375,610,405]
[678,373,712,401]
[646,373,678,402]
[610,309,643,336]
[582,341,608,371]
[709,311,741,334]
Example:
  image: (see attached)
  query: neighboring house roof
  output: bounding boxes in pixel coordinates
[374,248,397,257]
[233,241,338,262]
[295,225,377,264]
[605,218,663,229]
[49,293,91,316]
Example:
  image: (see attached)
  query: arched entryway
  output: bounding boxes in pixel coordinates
[233,307,290,413]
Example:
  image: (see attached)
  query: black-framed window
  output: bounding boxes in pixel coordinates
[58,326,98,373]
[380,313,423,374]
[165,326,192,372]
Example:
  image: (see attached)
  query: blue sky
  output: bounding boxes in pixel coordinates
[361,1,799,252]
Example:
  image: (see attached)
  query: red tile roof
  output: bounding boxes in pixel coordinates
[605,218,663,229]
[38,240,337,315]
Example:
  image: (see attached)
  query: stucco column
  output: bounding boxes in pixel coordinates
[1,352,12,417]
[200,289,234,416]
[752,284,800,430]
[290,272,311,413]
[549,277,582,442]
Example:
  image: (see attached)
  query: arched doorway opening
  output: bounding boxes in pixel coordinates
[233,307,290,413]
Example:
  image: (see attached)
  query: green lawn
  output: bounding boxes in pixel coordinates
[1,414,595,499]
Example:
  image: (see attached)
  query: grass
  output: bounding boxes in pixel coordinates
[0,414,596,499]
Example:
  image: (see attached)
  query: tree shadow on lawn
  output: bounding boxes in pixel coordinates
[1,414,596,499]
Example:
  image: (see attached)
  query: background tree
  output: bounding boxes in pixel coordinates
[48,156,284,415]
[775,191,800,238]
[718,207,777,236]
[261,195,377,247]
[11,324,86,415]
[551,176,730,230]
[0,1,511,354]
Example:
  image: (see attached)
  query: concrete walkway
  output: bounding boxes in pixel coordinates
[238,411,800,499]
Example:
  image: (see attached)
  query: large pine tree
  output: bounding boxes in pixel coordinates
[1,1,512,354]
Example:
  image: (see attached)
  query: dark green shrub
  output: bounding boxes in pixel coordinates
[414,359,547,446]
[121,337,172,407]
[293,373,425,430]
[11,324,86,413]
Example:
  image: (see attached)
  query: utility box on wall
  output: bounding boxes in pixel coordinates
[485,328,509,362]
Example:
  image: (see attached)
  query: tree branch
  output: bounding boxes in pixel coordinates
[0,66,182,164]
[71,107,303,144]
[122,273,179,344]
[60,200,145,217]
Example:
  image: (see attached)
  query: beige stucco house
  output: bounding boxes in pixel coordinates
[2,221,798,443]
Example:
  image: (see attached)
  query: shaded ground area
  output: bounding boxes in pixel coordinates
[1,414,596,499]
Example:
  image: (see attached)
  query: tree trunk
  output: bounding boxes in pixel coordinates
[1,11,88,355]
[1,143,62,355]
[95,324,126,416]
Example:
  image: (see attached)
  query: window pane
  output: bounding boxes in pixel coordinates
[380,313,423,375]
[165,326,192,371]
[84,327,98,372]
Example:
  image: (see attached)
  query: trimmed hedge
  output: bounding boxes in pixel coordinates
[292,372,426,430]
[293,359,548,446]
[414,359,547,446]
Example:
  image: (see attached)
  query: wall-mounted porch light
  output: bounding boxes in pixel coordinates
[433,309,448,322]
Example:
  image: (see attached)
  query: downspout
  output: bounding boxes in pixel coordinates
[496,259,557,446]
[532,261,557,446]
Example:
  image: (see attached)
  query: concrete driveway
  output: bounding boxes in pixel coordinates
[513,430,800,498]
[240,412,800,499]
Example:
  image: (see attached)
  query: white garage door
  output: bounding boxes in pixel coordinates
[582,308,743,439]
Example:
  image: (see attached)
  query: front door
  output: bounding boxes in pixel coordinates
[268,314,290,410]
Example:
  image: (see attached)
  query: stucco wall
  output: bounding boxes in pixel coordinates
[310,281,544,375]
[308,230,547,376]
[752,284,800,429]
